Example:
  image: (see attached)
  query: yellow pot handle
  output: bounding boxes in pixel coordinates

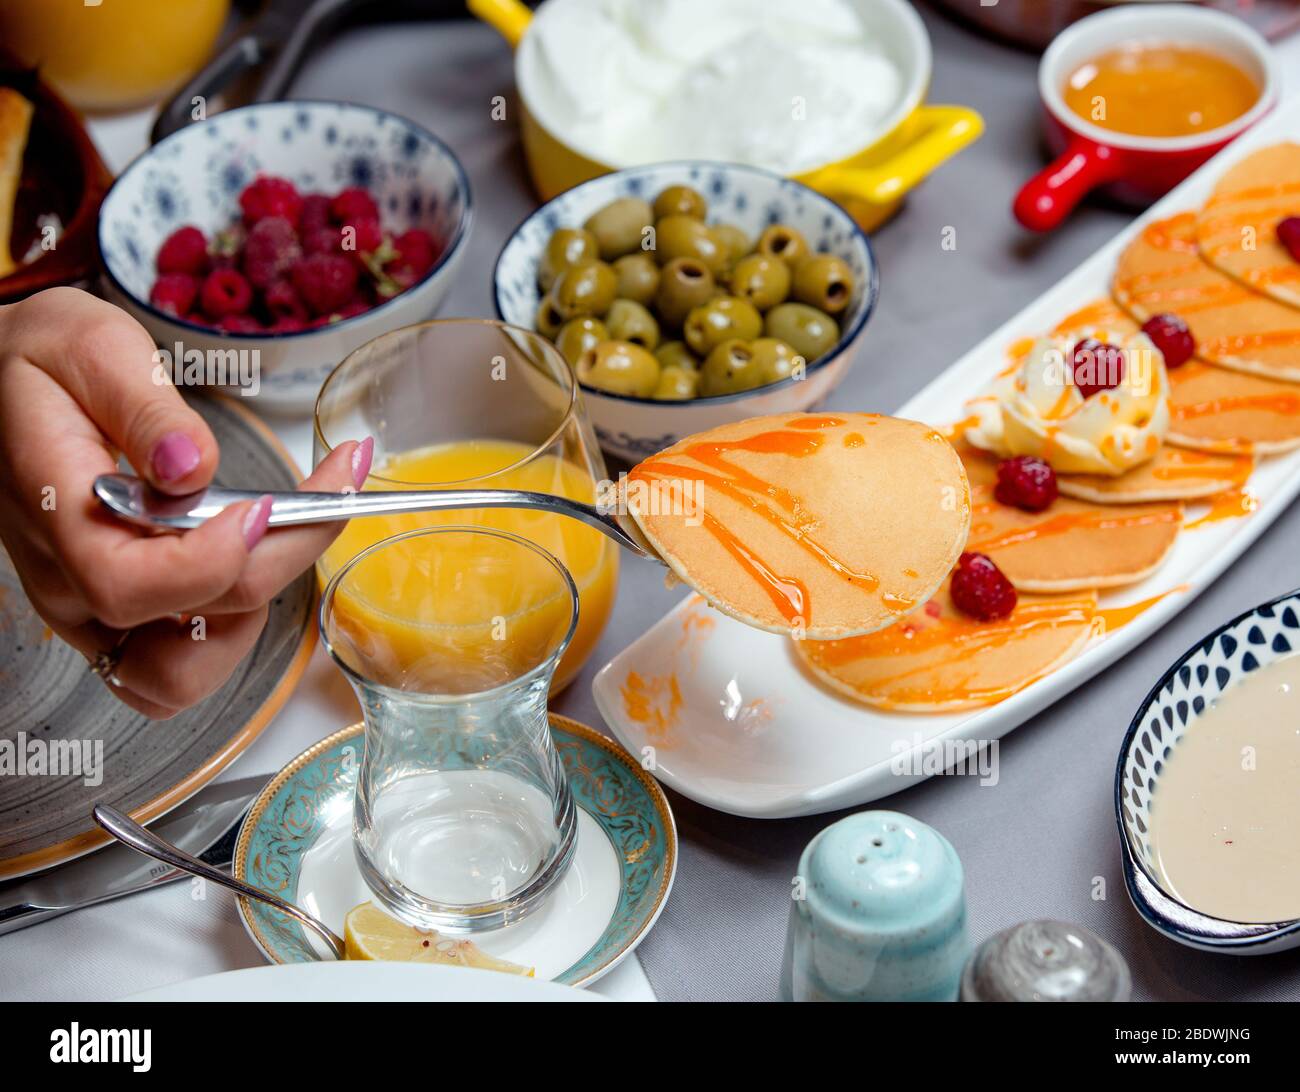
[809,105,984,208]
[468,0,534,48]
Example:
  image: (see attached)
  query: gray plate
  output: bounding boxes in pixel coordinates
[0,392,315,880]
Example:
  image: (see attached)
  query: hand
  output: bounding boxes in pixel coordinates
[0,287,373,718]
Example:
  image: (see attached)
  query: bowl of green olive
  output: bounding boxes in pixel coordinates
[493,162,878,461]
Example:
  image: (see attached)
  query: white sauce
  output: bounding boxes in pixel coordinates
[520,0,904,174]
[1148,651,1300,923]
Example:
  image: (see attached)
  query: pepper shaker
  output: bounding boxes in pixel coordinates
[960,919,1132,1002]
[780,810,968,1002]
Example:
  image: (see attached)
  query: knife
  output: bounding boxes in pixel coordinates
[0,774,266,936]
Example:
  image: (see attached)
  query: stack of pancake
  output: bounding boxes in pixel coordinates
[797,143,1300,712]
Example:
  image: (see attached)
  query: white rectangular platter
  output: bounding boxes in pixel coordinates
[592,94,1300,819]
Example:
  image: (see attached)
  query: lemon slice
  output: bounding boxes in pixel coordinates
[342,902,535,976]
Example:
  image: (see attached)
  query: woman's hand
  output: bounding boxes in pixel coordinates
[0,287,372,718]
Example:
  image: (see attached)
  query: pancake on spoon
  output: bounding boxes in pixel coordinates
[1166,359,1300,454]
[1195,143,1300,309]
[795,579,1097,712]
[625,413,971,638]
[1114,212,1300,383]
[960,443,1182,592]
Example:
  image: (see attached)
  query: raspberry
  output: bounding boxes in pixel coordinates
[1071,337,1125,399]
[150,272,199,317]
[239,175,303,227]
[950,552,1017,622]
[1141,312,1195,368]
[300,193,332,235]
[327,297,372,322]
[303,226,345,256]
[241,216,302,289]
[390,228,437,272]
[263,278,308,322]
[156,226,209,276]
[218,314,264,334]
[291,253,359,315]
[1276,217,1300,262]
[200,267,254,319]
[995,455,1058,512]
[330,187,380,224]
[269,315,309,334]
[341,217,383,256]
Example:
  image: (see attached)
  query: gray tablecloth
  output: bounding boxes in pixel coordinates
[294,7,1300,1002]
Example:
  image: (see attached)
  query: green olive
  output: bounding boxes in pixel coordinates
[763,302,840,362]
[652,365,699,401]
[654,340,699,373]
[749,337,802,385]
[538,227,599,291]
[729,253,791,311]
[582,197,654,261]
[576,340,661,398]
[604,298,660,350]
[535,295,566,339]
[757,224,810,267]
[654,257,715,328]
[550,259,617,320]
[792,254,855,315]
[683,295,763,357]
[554,316,608,367]
[612,253,660,306]
[653,214,727,275]
[711,223,751,267]
[652,184,707,221]
[699,339,764,397]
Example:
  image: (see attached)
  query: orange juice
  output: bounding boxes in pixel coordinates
[320,440,618,692]
[1063,44,1259,138]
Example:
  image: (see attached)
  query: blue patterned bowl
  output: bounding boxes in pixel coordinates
[493,162,878,462]
[1116,589,1300,953]
[99,101,472,413]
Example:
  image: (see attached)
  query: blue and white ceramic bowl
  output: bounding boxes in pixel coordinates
[99,101,472,414]
[493,162,878,462]
[1116,589,1300,954]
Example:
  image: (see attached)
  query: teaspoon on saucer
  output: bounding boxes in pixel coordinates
[92,804,347,960]
[92,473,659,560]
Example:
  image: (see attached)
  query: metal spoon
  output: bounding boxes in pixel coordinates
[92,473,659,560]
[92,804,346,960]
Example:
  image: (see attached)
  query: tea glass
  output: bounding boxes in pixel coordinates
[320,526,579,933]
[313,318,618,693]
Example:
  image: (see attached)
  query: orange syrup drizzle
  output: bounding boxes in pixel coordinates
[630,416,892,624]
[1093,586,1188,633]
[621,669,683,738]
[1149,448,1252,485]
[1185,488,1258,529]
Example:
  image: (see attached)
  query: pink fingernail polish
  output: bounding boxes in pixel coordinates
[151,432,202,483]
[351,436,375,490]
[243,495,272,550]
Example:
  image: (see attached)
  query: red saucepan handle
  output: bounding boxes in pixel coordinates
[1014,137,1126,232]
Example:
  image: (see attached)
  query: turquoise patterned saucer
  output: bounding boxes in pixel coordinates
[233,715,675,986]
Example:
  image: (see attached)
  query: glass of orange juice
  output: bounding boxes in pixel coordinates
[321,526,579,932]
[314,319,618,693]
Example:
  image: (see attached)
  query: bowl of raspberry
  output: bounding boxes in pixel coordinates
[98,100,472,413]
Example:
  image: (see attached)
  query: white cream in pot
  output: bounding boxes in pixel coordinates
[521,0,904,174]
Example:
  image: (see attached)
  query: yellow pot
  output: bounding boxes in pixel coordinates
[470,0,982,231]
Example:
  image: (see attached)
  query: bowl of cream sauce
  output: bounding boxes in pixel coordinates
[1116,588,1300,953]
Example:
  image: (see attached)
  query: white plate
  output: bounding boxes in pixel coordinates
[121,961,605,1002]
[593,95,1300,819]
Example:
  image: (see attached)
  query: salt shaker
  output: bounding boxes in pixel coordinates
[780,810,968,1002]
[960,919,1131,1002]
